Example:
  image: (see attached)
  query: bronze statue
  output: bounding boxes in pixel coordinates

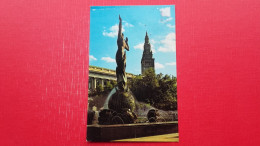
[116,15,129,91]
[98,15,137,125]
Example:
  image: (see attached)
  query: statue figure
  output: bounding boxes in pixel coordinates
[116,15,129,91]
[98,15,137,125]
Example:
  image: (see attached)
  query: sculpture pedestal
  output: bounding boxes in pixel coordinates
[87,122,178,141]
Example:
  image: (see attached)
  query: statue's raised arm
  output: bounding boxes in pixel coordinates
[118,15,122,38]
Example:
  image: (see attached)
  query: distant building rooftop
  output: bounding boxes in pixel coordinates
[89,65,136,78]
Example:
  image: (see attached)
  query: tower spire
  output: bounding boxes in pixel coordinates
[145,31,149,44]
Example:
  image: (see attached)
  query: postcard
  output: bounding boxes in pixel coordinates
[87,5,178,142]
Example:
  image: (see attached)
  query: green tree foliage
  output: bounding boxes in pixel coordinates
[104,81,113,91]
[96,84,104,93]
[111,80,117,87]
[129,68,177,111]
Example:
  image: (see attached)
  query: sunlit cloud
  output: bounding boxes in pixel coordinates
[166,62,176,66]
[159,7,171,17]
[103,24,125,38]
[158,33,176,52]
[101,57,115,63]
[166,24,175,28]
[155,62,165,69]
[89,55,97,61]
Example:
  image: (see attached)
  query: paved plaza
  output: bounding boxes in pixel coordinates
[114,133,179,142]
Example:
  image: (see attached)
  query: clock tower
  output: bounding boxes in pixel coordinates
[141,31,155,74]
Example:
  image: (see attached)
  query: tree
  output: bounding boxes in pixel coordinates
[96,84,104,93]
[129,68,177,111]
[104,81,113,91]
[111,80,117,87]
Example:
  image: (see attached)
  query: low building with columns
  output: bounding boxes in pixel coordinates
[88,65,135,92]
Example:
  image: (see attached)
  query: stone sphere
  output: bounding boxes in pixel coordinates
[108,91,136,113]
[147,109,158,122]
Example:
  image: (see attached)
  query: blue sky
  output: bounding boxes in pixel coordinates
[89,5,176,76]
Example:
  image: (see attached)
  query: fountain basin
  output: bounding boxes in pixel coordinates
[87,121,178,141]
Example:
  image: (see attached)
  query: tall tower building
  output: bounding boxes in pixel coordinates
[141,31,155,74]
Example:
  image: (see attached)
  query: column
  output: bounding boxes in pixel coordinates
[101,79,104,88]
[88,77,92,89]
[93,77,96,90]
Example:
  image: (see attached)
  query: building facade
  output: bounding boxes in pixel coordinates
[141,32,155,74]
[88,65,135,91]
